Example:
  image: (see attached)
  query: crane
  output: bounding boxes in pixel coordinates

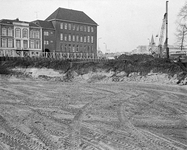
[158,13,166,57]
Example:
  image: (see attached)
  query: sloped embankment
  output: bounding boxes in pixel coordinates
[0,54,187,85]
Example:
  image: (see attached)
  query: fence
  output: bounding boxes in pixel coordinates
[0,49,99,59]
[0,49,111,62]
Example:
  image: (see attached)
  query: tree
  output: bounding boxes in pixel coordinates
[175,1,187,50]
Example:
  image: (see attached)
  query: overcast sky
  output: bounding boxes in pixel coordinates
[0,0,186,53]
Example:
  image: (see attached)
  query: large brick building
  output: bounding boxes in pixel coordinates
[0,7,98,58]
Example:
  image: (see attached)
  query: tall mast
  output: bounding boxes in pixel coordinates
[166,1,169,59]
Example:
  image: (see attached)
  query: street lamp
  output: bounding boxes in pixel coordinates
[98,37,102,50]
[103,43,107,54]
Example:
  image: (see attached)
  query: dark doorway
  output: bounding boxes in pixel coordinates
[43,49,50,57]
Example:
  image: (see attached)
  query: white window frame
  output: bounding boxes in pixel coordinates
[87,26,90,32]
[60,33,63,41]
[68,34,71,41]
[8,39,13,48]
[91,27,94,32]
[15,28,21,38]
[64,23,67,30]
[2,38,7,47]
[2,28,7,36]
[91,36,94,43]
[60,23,63,29]
[44,31,49,36]
[8,28,13,36]
[76,35,79,42]
[72,35,75,41]
[22,28,28,38]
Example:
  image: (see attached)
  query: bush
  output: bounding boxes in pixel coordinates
[0,64,11,75]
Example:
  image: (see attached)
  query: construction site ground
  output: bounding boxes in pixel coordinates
[0,67,187,149]
[0,55,187,149]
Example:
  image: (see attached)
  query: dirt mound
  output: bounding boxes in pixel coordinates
[1,56,187,85]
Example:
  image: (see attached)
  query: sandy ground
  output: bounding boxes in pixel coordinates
[0,68,187,150]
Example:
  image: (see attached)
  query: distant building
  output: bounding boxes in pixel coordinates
[0,7,98,58]
[131,45,150,55]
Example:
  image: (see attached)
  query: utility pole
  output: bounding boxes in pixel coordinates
[166,1,169,59]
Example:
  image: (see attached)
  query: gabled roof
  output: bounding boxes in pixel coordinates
[29,22,40,27]
[45,7,97,26]
[32,20,55,30]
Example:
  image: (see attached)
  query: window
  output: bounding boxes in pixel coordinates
[72,45,75,52]
[80,36,83,42]
[80,26,83,31]
[60,33,63,41]
[68,44,71,52]
[8,39,13,48]
[8,28,13,36]
[34,31,39,38]
[60,43,64,51]
[35,40,40,49]
[65,44,67,52]
[22,28,28,38]
[72,35,75,41]
[72,24,75,30]
[68,24,71,30]
[2,38,7,47]
[68,34,71,41]
[91,36,94,43]
[2,28,7,36]
[87,36,90,43]
[15,28,21,38]
[60,23,63,29]
[44,40,49,45]
[16,39,21,48]
[23,40,28,49]
[87,26,90,32]
[44,31,49,36]
[76,25,79,31]
[30,40,34,49]
[30,30,34,38]
[76,35,79,42]
[64,23,67,29]
[80,45,82,52]
[84,36,87,43]
[87,46,90,52]
[91,27,94,32]
[76,45,79,52]
[64,35,67,41]
[84,26,86,32]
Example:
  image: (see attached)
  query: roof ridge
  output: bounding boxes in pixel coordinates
[58,7,83,12]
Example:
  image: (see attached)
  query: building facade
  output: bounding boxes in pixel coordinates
[32,20,55,53]
[0,19,42,57]
[45,7,98,58]
[0,8,98,58]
